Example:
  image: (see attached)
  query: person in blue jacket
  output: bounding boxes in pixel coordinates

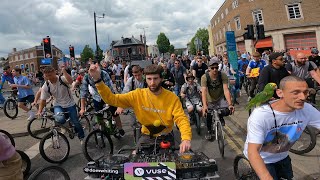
[0,66,15,107]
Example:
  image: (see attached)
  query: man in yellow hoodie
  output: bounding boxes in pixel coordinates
[88,63,192,153]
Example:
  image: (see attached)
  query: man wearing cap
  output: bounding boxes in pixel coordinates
[201,59,235,140]
[192,56,208,83]
[257,52,289,98]
[238,54,249,91]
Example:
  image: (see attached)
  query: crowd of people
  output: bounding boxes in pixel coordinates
[1,48,320,180]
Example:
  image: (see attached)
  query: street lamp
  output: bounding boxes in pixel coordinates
[94,11,105,62]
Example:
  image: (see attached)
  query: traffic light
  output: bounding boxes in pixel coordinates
[69,46,75,58]
[43,36,52,58]
[244,25,254,39]
[257,24,265,39]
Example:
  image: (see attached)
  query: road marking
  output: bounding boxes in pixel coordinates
[24,136,53,160]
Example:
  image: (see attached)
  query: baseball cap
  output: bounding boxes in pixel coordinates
[311,48,319,54]
[269,52,283,61]
[208,57,219,66]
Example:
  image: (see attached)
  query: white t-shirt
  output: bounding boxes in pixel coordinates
[243,102,320,164]
[40,76,75,108]
[112,64,123,76]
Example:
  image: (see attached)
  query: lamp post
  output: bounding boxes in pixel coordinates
[94,11,105,62]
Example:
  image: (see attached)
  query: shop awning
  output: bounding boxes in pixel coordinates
[255,37,273,48]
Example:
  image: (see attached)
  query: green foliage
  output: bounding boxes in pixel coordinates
[80,45,94,63]
[169,45,175,54]
[190,28,209,55]
[156,32,170,54]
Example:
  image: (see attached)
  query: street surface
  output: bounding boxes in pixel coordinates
[0,84,319,179]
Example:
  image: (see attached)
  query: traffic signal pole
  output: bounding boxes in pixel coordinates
[94,12,98,61]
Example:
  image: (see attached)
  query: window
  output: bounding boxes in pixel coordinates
[252,10,264,24]
[15,55,18,61]
[219,30,222,40]
[221,13,224,19]
[218,17,220,23]
[249,0,254,2]
[227,22,231,31]
[287,3,302,19]
[234,17,241,30]
[225,8,229,15]
[30,52,33,58]
[19,54,23,60]
[232,0,239,9]
[223,27,226,37]
[215,21,217,26]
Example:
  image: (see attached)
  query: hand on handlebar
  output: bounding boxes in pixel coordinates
[79,109,85,117]
[229,105,235,115]
[179,140,191,153]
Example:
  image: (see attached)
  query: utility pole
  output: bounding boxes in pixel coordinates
[139,27,148,59]
[94,11,105,62]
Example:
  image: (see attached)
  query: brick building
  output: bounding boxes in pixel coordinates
[8,45,63,73]
[112,35,147,61]
[209,0,320,57]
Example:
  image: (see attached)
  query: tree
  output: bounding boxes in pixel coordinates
[169,45,175,54]
[190,28,209,55]
[156,32,170,54]
[80,45,94,63]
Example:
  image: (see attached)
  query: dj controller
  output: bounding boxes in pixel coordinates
[84,151,219,179]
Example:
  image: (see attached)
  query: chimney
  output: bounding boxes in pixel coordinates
[13,48,16,52]
[140,34,143,43]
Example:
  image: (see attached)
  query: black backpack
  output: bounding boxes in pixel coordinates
[46,76,71,98]
[205,71,222,90]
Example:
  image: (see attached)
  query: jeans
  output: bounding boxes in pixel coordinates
[266,156,293,180]
[249,77,258,98]
[54,105,85,139]
[173,84,182,96]
[0,91,5,104]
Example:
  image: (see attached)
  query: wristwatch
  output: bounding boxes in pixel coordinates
[94,78,102,84]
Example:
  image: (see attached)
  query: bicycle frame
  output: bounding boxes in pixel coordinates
[208,109,225,141]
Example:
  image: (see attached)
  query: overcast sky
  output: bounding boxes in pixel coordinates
[0,0,224,57]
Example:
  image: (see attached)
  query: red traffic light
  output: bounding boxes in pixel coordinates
[69,47,74,50]
[43,38,49,44]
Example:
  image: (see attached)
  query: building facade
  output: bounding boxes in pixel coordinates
[147,45,160,58]
[112,35,147,61]
[209,0,320,57]
[8,45,63,73]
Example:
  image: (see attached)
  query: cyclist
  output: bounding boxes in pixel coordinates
[0,66,15,107]
[72,68,85,90]
[286,52,320,103]
[11,67,36,121]
[192,56,208,83]
[244,76,320,180]
[160,62,175,90]
[171,59,187,96]
[79,62,125,137]
[37,66,85,143]
[88,64,192,153]
[180,73,202,125]
[0,134,23,180]
[238,54,249,91]
[112,60,123,91]
[201,59,234,140]
[258,52,289,98]
[246,52,267,99]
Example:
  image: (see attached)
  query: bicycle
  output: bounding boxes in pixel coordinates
[38,110,91,163]
[2,89,32,119]
[27,165,70,180]
[233,154,259,180]
[82,106,118,161]
[16,150,31,177]
[188,101,202,135]
[0,129,15,146]
[123,109,141,145]
[206,108,230,158]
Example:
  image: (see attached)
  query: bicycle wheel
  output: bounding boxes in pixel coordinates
[79,115,92,135]
[27,165,70,180]
[82,129,113,161]
[27,118,50,139]
[3,99,18,119]
[0,129,15,146]
[39,131,70,163]
[16,150,31,177]
[290,126,317,155]
[233,154,258,180]
[216,121,225,158]
[195,112,201,135]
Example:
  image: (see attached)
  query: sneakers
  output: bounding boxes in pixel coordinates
[119,129,125,137]
[205,131,213,140]
[27,111,36,121]
[201,122,206,127]
[220,117,225,126]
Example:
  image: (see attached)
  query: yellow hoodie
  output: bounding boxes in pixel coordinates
[95,82,192,141]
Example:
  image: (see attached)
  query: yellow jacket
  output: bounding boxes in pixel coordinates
[95,82,192,141]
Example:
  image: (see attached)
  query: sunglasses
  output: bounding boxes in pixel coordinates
[210,67,219,70]
[175,63,180,64]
